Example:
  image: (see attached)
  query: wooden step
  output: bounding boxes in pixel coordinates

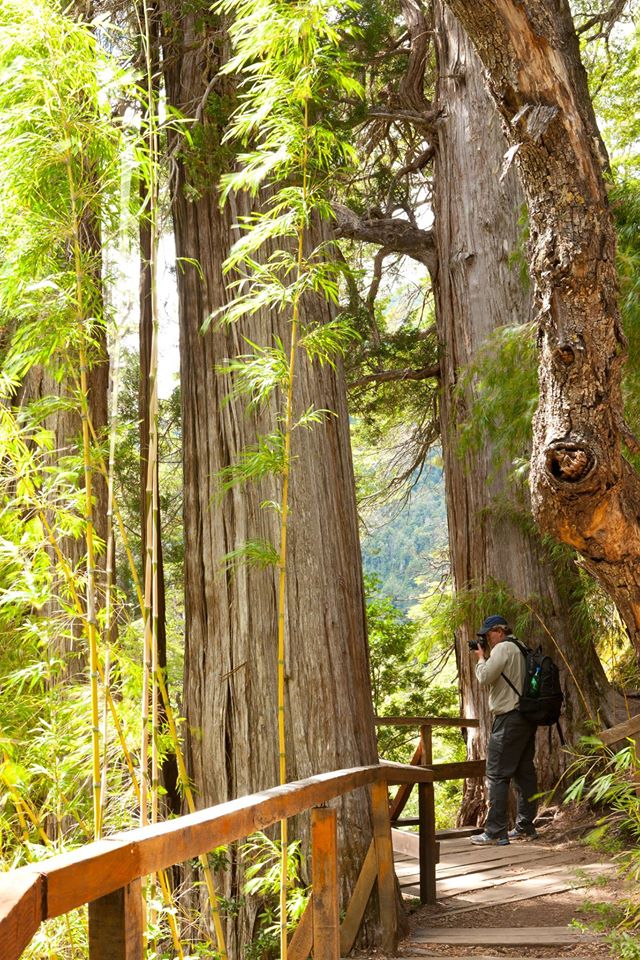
[397,955,594,959]
[407,925,601,945]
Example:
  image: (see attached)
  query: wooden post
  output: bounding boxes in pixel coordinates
[311,806,339,960]
[633,736,640,798]
[418,724,437,905]
[88,879,144,960]
[370,779,397,954]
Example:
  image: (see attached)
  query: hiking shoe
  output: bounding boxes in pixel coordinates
[470,832,509,846]
[508,827,539,840]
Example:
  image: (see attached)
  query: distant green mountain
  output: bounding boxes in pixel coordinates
[360,461,449,613]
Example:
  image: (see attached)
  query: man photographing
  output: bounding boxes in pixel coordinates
[469,614,539,845]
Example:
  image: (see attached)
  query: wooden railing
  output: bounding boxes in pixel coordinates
[0,717,488,960]
[598,711,640,797]
[0,761,440,960]
[376,716,485,905]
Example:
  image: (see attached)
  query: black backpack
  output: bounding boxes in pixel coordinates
[501,637,564,729]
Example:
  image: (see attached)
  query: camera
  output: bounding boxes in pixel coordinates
[468,637,487,652]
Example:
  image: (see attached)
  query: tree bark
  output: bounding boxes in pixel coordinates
[137,0,179,815]
[432,1,615,819]
[159,4,379,952]
[442,0,640,657]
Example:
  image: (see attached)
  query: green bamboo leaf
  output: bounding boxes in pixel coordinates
[216,431,287,498]
[217,338,289,407]
[299,317,359,365]
[220,539,279,572]
[292,406,335,431]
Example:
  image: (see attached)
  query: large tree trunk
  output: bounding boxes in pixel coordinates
[442,0,640,658]
[432,1,615,820]
[160,5,379,952]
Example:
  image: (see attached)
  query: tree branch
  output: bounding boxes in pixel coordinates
[332,203,436,272]
[365,106,439,130]
[348,365,440,389]
[576,0,629,39]
[398,0,433,113]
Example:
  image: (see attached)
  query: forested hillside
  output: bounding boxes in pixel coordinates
[360,458,448,612]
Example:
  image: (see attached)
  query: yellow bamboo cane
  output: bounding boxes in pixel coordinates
[2,757,80,956]
[65,145,103,840]
[100,311,123,823]
[20,489,185,957]
[274,80,310,960]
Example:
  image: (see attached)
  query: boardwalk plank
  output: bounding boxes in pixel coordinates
[408,925,601,945]
[396,944,591,960]
[434,862,577,899]
[438,844,551,867]
[403,866,610,912]
[434,850,558,880]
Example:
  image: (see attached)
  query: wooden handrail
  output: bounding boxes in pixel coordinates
[598,712,640,745]
[2,760,469,960]
[599,713,640,800]
[1,765,383,930]
[375,715,480,728]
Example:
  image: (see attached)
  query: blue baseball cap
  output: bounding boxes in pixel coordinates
[477,614,508,636]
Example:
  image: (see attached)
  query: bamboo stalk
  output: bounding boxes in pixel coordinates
[138,10,161,952]
[35,504,141,799]
[2,362,188,954]
[274,80,311,960]
[35,496,183,955]
[100,304,124,822]
[64,137,103,840]
[2,757,82,957]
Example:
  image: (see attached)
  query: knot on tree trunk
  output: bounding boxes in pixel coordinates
[545,442,595,486]
[554,342,577,366]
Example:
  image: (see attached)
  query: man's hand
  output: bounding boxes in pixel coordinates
[474,647,485,661]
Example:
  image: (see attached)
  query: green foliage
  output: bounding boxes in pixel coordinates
[180,90,238,201]
[365,576,465,828]
[579,5,640,176]
[563,736,640,931]
[612,178,640,465]
[367,576,436,720]
[347,279,440,491]
[241,833,309,960]
[221,538,281,572]
[454,321,538,474]
[0,0,131,380]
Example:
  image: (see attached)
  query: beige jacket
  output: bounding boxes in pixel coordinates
[475,638,526,716]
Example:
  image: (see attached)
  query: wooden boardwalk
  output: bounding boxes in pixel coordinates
[393,828,612,956]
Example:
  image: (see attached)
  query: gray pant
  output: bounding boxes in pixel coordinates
[484,709,538,839]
